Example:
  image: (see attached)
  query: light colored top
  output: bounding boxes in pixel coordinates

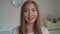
[12,26,49,34]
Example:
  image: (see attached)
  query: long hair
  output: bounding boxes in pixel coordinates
[18,0,42,34]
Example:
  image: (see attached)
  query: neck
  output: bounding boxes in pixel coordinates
[27,23,34,27]
[27,23,34,32]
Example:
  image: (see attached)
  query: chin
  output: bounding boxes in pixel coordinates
[28,20,35,24]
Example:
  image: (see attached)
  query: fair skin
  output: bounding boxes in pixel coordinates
[24,3,37,32]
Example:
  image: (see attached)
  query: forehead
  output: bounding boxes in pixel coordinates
[24,3,36,9]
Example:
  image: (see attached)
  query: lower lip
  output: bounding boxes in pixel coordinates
[28,17,34,20]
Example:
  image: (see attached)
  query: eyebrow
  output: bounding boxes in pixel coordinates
[32,8,36,9]
[25,8,36,10]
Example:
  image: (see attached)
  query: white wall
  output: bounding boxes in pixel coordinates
[39,0,55,17]
[0,0,20,31]
[55,0,60,17]
[0,0,55,31]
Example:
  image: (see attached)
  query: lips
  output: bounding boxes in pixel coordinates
[28,17,34,20]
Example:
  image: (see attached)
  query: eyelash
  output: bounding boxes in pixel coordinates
[24,11,27,12]
[32,9,36,12]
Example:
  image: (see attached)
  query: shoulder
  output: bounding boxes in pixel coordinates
[11,26,49,34]
[11,27,19,34]
[41,26,49,34]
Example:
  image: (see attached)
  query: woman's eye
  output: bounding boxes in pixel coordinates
[24,11,27,12]
[32,9,37,12]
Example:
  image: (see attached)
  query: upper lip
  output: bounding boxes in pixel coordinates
[28,17,34,19]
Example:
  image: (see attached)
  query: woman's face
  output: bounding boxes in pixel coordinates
[24,3,37,24]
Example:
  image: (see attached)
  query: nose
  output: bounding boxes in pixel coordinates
[29,10,32,17]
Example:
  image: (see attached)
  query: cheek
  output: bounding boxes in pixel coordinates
[34,12,37,18]
[24,13,28,19]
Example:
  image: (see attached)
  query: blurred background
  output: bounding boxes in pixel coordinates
[0,0,60,34]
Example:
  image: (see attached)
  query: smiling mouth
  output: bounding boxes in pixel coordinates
[28,17,34,20]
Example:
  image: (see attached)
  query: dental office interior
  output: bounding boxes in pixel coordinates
[0,0,60,34]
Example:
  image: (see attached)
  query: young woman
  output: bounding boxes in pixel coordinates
[12,0,49,34]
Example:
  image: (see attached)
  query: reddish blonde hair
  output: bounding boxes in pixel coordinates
[18,0,42,34]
